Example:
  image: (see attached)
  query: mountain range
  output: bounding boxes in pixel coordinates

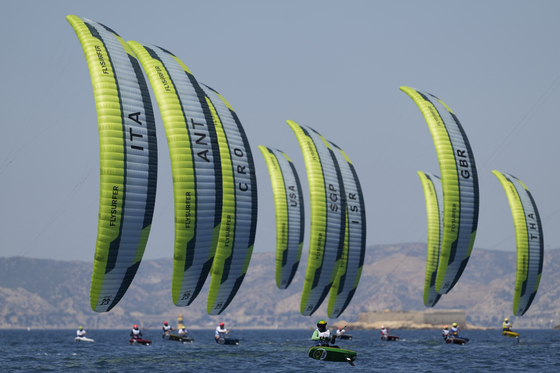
[1,243,558,329]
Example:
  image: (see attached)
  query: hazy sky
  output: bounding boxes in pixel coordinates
[1,1,559,262]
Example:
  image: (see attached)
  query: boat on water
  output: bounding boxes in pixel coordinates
[216,337,239,345]
[129,338,152,346]
[162,333,194,343]
[74,337,94,343]
[309,346,357,366]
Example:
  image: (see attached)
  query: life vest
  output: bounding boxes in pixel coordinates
[316,329,331,339]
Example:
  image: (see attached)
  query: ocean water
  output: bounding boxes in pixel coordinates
[1,329,559,372]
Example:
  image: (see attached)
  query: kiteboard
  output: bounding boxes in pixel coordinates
[216,337,239,345]
[381,335,399,341]
[446,337,469,345]
[74,336,94,343]
[129,338,152,346]
[309,346,357,366]
[338,334,352,340]
[162,333,194,343]
[502,331,519,340]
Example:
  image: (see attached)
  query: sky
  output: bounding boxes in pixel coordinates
[1,1,560,262]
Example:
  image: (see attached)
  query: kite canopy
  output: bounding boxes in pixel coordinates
[287,120,347,316]
[492,171,544,316]
[67,15,158,312]
[417,171,443,307]
[326,142,366,319]
[127,41,223,308]
[129,41,258,315]
[400,86,479,294]
[258,146,304,290]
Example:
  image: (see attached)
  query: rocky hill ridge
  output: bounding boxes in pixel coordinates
[1,244,558,329]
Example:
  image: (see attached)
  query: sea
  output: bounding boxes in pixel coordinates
[1,329,559,372]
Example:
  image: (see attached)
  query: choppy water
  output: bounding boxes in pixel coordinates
[1,329,559,372]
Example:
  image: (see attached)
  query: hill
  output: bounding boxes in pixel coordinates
[1,244,558,329]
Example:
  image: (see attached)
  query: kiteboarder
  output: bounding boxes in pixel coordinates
[501,318,519,341]
[451,323,460,337]
[130,325,143,339]
[336,327,346,337]
[178,325,188,337]
[311,319,332,346]
[162,321,174,334]
[502,318,513,331]
[215,322,229,340]
[442,325,451,340]
[380,326,389,340]
[76,326,87,338]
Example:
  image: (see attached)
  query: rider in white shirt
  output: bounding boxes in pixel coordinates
[162,321,174,333]
[380,326,389,340]
[336,327,346,337]
[130,324,142,339]
[178,325,188,337]
[442,325,451,340]
[215,322,229,340]
[76,326,87,338]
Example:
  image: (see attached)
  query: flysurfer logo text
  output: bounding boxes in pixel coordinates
[185,192,191,228]
[155,66,170,91]
[95,46,108,74]
[110,186,119,226]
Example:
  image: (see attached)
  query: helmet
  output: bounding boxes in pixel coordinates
[220,322,225,327]
[505,318,509,322]
[381,326,385,329]
[317,319,327,325]
[443,325,448,329]
[79,326,83,330]
[452,323,457,327]
[179,325,184,329]
[338,327,342,330]
[164,321,168,325]
[133,324,138,329]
